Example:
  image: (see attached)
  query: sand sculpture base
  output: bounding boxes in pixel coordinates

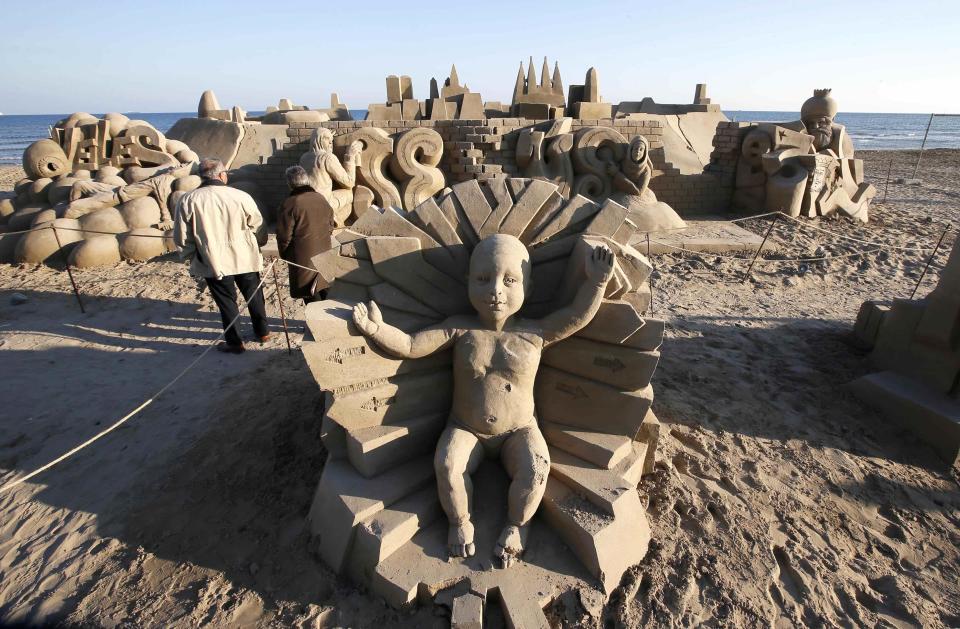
[363,463,590,624]
[851,237,960,466]
[303,298,660,622]
[850,370,960,466]
[852,288,960,467]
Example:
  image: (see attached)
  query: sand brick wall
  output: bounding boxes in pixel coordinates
[254,118,741,215]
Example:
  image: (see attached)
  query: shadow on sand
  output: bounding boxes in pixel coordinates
[2,290,956,621]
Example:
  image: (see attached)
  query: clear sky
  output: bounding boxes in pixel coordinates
[1,0,958,115]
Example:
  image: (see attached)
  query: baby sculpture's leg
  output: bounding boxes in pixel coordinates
[496,425,551,568]
[434,424,484,558]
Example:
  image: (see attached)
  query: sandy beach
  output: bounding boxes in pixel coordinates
[0,149,958,627]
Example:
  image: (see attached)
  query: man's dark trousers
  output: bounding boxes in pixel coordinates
[205,272,269,346]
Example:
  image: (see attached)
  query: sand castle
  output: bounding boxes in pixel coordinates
[301,176,662,622]
[4,113,200,266]
[1,104,286,266]
[1,61,882,269]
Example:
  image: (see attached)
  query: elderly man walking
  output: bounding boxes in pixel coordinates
[276,165,336,303]
[174,158,270,354]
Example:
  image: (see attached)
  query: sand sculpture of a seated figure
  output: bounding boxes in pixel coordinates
[610,135,655,203]
[610,135,686,232]
[300,128,362,226]
[735,89,876,221]
[352,234,615,567]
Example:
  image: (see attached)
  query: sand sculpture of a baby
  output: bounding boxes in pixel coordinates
[353,234,614,567]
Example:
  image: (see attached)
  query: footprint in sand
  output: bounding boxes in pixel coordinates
[769,543,808,617]
[669,428,711,458]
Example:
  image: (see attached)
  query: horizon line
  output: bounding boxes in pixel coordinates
[0,109,954,117]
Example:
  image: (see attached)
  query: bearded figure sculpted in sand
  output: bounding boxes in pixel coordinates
[734,89,876,222]
[353,235,615,566]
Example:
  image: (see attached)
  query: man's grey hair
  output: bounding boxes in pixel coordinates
[198,158,226,180]
[285,165,311,188]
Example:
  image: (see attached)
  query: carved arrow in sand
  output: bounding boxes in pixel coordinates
[593,356,626,372]
[555,383,588,399]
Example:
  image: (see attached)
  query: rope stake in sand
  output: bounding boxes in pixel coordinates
[0,260,277,495]
[743,214,779,282]
[52,226,86,313]
[909,223,951,299]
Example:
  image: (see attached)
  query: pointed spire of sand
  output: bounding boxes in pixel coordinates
[513,61,525,105]
[540,57,551,89]
[527,56,536,93]
[449,64,460,87]
[552,62,564,98]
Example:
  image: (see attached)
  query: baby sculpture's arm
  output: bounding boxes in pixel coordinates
[353,301,459,358]
[538,244,615,346]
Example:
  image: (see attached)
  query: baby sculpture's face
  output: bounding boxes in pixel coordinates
[468,235,530,325]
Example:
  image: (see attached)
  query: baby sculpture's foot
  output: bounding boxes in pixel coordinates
[494,524,529,568]
[448,519,475,558]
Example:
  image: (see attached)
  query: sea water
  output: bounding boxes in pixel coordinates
[1,110,957,165]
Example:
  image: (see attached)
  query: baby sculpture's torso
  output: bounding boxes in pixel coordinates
[451,321,543,437]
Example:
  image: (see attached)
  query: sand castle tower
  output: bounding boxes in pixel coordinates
[511,57,566,119]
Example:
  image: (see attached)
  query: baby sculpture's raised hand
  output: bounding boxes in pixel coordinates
[353,301,383,337]
[585,244,616,284]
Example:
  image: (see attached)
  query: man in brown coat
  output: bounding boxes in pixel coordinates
[276,165,336,302]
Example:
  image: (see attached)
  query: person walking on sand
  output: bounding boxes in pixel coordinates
[174,158,270,354]
[276,165,336,304]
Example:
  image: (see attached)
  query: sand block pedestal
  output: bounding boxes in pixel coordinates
[632,218,765,254]
[851,239,960,468]
[849,370,960,466]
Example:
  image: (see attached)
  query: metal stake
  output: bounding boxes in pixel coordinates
[882,158,893,204]
[272,262,292,354]
[911,113,934,180]
[52,226,85,313]
[743,214,779,283]
[909,223,951,300]
[646,233,654,313]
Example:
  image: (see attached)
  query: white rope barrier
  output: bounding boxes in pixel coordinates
[0,226,47,236]
[731,211,938,253]
[649,239,887,264]
[1,224,173,239]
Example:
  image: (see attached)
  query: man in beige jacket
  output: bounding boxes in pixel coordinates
[174,158,270,354]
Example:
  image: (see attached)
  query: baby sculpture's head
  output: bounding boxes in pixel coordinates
[468,234,531,324]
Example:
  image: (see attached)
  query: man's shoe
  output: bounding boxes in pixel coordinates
[257,334,272,344]
[216,342,245,354]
